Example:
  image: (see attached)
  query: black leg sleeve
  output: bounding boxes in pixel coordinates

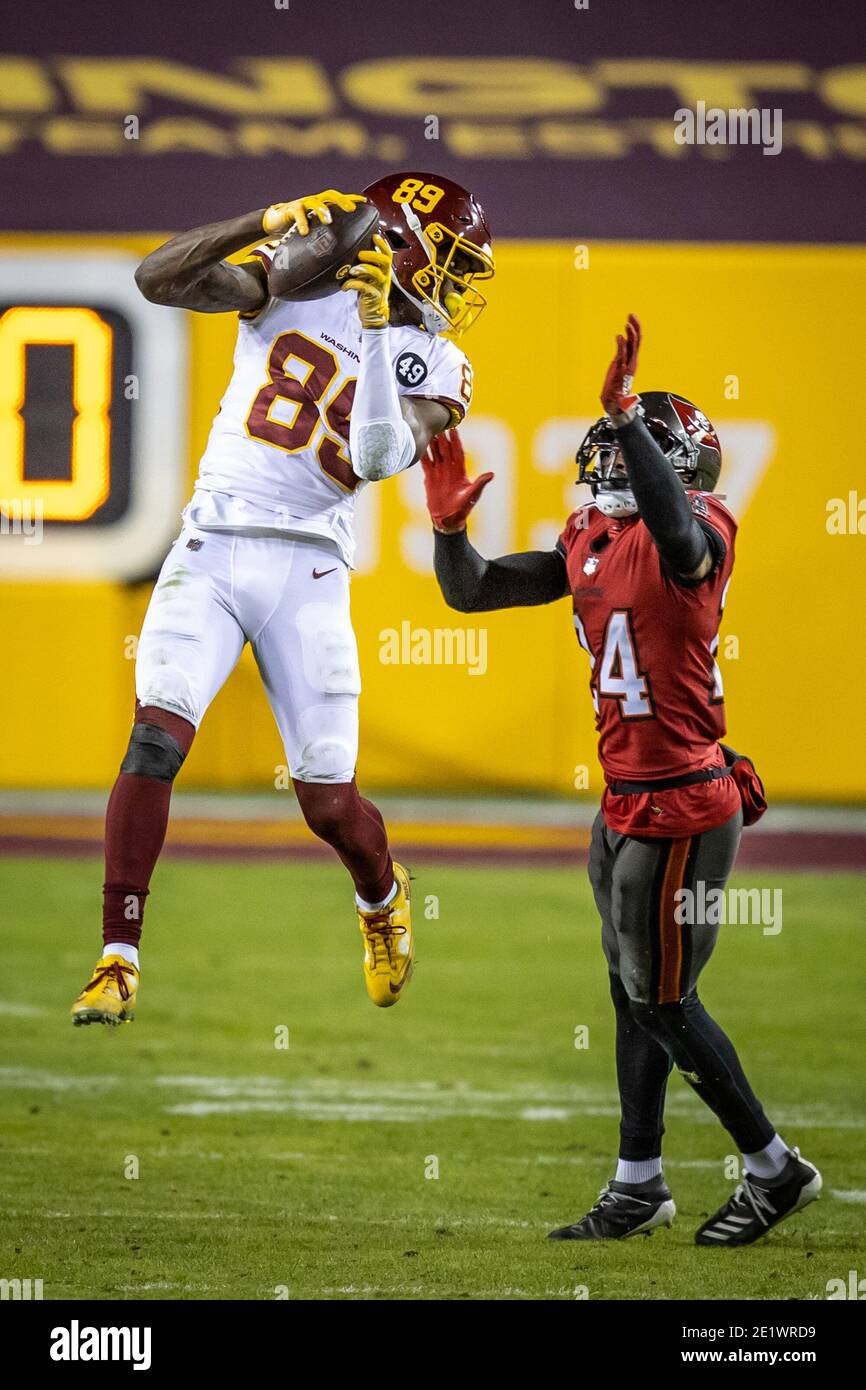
[610,973,674,1160]
[628,992,776,1154]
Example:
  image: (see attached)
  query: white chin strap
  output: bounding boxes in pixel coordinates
[595,488,638,518]
[398,204,449,334]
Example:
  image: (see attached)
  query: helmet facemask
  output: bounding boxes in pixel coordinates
[576,421,638,516]
[576,408,702,517]
[393,202,494,336]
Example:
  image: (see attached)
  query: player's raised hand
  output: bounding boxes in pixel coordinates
[600,313,642,424]
[262,190,366,238]
[422,429,494,533]
[341,232,393,329]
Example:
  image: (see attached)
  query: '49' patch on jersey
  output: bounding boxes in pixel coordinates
[395,351,428,387]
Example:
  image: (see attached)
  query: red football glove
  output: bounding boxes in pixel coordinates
[422,430,493,533]
[600,313,642,424]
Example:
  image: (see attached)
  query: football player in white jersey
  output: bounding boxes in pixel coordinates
[71,173,495,1026]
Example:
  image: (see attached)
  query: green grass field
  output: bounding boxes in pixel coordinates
[0,854,863,1301]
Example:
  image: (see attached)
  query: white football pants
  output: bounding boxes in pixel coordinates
[135,527,361,783]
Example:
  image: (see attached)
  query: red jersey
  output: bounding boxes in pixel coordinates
[557,493,741,838]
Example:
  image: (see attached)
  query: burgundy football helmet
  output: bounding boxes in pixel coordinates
[362,171,494,336]
[577,392,722,515]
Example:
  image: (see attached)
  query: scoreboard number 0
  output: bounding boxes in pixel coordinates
[0,305,113,521]
[0,253,188,581]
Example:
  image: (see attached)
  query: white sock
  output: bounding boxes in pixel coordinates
[103,942,140,969]
[742,1133,791,1180]
[615,1157,663,1186]
[356,880,398,914]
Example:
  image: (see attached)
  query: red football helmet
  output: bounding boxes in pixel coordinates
[577,391,723,507]
[362,172,494,336]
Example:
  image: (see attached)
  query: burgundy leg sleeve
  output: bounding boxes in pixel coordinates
[102,705,195,948]
[292,778,395,905]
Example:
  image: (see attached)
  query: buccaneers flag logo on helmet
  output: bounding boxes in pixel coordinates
[362,172,495,336]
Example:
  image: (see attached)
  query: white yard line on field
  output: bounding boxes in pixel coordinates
[113,1283,223,1293]
[0,1066,120,1090]
[304,1213,550,1228]
[4,1209,241,1220]
[1,1067,862,1131]
[319,1284,576,1298]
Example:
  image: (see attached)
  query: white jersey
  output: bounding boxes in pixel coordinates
[186,250,473,566]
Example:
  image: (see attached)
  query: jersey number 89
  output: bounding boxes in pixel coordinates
[245,330,359,493]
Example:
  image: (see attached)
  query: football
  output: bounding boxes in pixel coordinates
[267,201,380,302]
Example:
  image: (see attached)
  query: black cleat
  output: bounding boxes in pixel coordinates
[695,1148,822,1247]
[548,1178,676,1241]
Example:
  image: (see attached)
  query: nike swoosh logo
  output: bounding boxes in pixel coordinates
[390,961,413,994]
[312,567,338,579]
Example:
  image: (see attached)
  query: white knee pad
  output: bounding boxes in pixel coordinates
[295,601,361,697]
[292,703,358,783]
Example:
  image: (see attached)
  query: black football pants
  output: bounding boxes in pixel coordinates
[588,806,776,1159]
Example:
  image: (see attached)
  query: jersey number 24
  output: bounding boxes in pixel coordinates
[575,610,653,719]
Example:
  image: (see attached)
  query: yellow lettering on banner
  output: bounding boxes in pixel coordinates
[595,60,810,109]
[12,56,866,125]
[42,119,124,154]
[342,58,600,116]
[0,306,112,521]
[0,58,56,111]
[237,120,369,157]
[57,57,333,115]
[819,66,866,116]
[140,119,233,156]
[0,120,25,153]
[782,121,833,159]
[537,121,627,158]
[373,134,408,161]
[620,118,689,158]
[444,122,531,157]
[835,122,866,158]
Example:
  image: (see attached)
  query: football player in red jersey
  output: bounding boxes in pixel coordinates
[422,316,822,1247]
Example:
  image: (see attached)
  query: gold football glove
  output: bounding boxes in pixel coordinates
[262,189,366,237]
[342,233,393,330]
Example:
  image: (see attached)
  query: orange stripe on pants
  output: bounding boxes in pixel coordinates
[657,838,692,1004]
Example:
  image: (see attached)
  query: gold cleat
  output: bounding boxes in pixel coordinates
[71,954,139,1027]
[357,862,413,1008]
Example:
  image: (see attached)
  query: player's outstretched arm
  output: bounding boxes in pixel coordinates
[617,415,714,578]
[134,191,365,314]
[434,531,568,613]
[601,314,713,580]
[424,432,568,612]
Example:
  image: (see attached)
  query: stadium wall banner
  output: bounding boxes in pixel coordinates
[0,236,862,801]
[1,0,863,241]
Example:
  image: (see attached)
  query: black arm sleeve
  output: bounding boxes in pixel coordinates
[616,415,710,575]
[433,529,568,613]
